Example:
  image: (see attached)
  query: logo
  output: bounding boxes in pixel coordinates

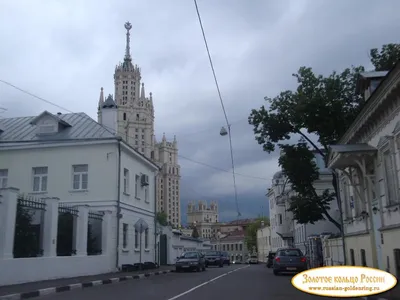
[291,266,397,298]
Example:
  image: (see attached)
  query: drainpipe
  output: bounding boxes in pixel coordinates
[115,138,122,270]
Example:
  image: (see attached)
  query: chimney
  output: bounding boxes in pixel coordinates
[261,221,265,227]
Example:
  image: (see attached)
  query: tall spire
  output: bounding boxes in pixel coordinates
[98,87,104,109]
[124,21,132,61]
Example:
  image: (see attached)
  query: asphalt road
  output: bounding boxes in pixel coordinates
[39,264,339,300]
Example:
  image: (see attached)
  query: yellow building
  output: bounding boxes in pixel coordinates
[328,61,400,278]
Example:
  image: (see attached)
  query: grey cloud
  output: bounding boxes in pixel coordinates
[1,0,399,223]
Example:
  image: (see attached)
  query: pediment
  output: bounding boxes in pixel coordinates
[30,111,71,127]
[30,111,71,135]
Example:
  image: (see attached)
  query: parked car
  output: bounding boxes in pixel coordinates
[266,251,276,268]
[175,251,206,272]
[221,251,231,265]
[204,250,224,267]
[249,255,258,264]
[273,248,307,275]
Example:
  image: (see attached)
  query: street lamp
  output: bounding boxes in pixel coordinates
[220,126,228,136]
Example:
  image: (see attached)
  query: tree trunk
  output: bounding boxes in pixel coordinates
[310,188,342,231]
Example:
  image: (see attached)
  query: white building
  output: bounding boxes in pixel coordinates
[187,200,218,238]
[257,225,272,262]
[328,62,400,278]
[210,230,247,262]
[0,110,159,284]
[97,22,181,227]
[160,227,212,265]
[267,151,340,256]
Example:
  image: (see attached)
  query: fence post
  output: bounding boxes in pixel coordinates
[101,210,112,255]
[75,205,89,256]
[0,187,19,259]
[42,197,60,257]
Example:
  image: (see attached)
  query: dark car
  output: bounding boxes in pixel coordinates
[204,250,224,268]
[273,248,307,275]
[266,251,276,268]
[175,251,206,272]
[221,251,231,265]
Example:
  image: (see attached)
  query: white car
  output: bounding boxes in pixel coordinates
[249,256,258,264]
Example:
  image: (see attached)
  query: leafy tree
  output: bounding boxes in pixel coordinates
[13,204,40,258]
[370,43,400,71]
[191,226,200,238]
[279,141,339,228]
[249,65,365,231]
[156,211,168,226]
[249,45,400,231]
[245,217,270,252]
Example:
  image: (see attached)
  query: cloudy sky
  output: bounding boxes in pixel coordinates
[1,0,399,223]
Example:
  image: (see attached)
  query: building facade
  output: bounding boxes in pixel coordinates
[210,230,247,262]
[0,111,160,284]
[187,200,218,238]
[328,63,400,278]
[267,151,340,255]
[257,225,272,262]
[97,22,181,227]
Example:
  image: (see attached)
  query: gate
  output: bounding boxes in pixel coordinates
[160,234,168,265]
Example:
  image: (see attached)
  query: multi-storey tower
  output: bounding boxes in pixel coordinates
[186,200,218,238]
[97,22,181,227]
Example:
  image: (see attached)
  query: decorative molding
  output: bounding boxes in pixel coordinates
[341,67,400,144]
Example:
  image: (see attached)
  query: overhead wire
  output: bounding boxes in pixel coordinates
[193,0,241,217]
[0,79,272,183]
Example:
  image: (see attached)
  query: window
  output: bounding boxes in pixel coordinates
[145,228,149,249]
[32,167,48,192]
[122,223,128,248]
[239,244,243,251]
[0,169,8,188]
[135,175,140,198]
[278,214,283,225]
[350,249,355,266]
[361,249,367,266]
[123,113,126,120]
[72,165,88,190]
[135,229,139,249]
[123,168,129,194]
[383,151,397,205]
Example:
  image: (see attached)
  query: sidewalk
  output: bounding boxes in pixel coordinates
[0,265,174,300]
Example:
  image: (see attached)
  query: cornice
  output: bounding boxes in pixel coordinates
[340,64,400,144]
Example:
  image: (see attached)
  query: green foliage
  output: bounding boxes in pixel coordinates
[191,226,200,238]
[280,142,337,226]
[249,65,365,154]
[248,64,367,231]
[13,204,40,258]
[156,212,168,226]
[245,217,270,252]
[370,44,400,71]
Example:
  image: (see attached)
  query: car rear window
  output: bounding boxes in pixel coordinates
[277,249,302,257]
[181,252,198,259]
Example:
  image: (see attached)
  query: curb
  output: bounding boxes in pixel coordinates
[0,270,174,300]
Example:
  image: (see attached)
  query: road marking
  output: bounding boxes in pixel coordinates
[166,265,250,300]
